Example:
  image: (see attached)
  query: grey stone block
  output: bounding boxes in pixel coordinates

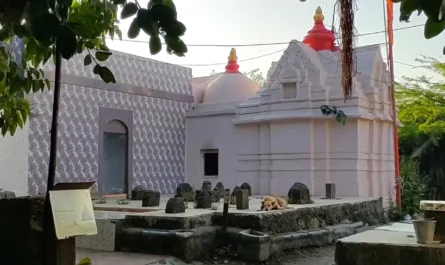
[236,189,249,210]
[326,183,336,199]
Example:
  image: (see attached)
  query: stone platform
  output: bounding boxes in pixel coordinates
[97,195,385,261]
[335,222,445,265]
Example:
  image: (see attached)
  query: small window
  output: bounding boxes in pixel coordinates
[203,150,219,177]
[282,82,297,99]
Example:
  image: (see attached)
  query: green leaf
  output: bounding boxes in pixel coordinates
[31,13,60,46]
[2,124,8,137]
[9,124,16,136]
[121,3,138,19]
[424,17,445,39]
[78,257,92,265]
[164,35,187,56]
[149,35,162,55]
[85,41,94,49]
[98,66,116,84]
[45,79,51,90]
[137,9,159,36]
[95,51,112,61]
[116,28,123,40]
[171,21,186,36]
[84,55,92,66]
[57,25,77,59]
[93,64,101,74]
[32,79,41,92]
[128,18,141,39]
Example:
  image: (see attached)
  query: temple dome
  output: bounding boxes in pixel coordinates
[302,7,339,52]
[202,49,259,104]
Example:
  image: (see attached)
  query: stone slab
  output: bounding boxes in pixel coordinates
[420,200,445,212]
[120,197,383,234]
[336,225,445,265]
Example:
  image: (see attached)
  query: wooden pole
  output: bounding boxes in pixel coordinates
[385,0,402,207]
[222,189,230,232]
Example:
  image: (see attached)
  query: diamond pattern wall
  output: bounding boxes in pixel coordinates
[25,44,192,194]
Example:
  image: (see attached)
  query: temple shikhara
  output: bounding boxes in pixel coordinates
[1,7,396,201]
[187,7,397,199]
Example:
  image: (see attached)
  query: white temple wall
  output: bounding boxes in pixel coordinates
[185,114,238,190]
[0,121,29,196]
[312,119,329,196]
[327,119,360,196]
[236,124,261,192]
[269,120,313,196]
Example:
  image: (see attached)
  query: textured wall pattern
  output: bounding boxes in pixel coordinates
[28,49,192,195]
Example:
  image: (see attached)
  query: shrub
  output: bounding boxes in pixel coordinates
[400,156,427,215]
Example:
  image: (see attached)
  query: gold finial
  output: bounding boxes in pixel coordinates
[314,6,324,23]
[228,48,237,61]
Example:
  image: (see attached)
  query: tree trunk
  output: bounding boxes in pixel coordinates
[41,43,62,265]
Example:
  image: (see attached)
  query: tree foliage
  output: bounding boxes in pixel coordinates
[0,0,187,136]
[393,0,445,44]
[396,56,445,199]
[243,68,266,88]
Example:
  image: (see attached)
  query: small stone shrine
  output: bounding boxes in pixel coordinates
[176,183,193,197]
[236,189,249,210]
[214,182,225,198]
[230,186,241,205]
[142,190,160,207]
[0,189,16,199]
[165,197,186,213]
[202,180,212,192]
[131,185,146,200]
[240,182,252,196]
[288,182,312,204]
[195,190,212,209]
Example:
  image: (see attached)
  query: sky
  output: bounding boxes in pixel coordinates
[107,0,444,80]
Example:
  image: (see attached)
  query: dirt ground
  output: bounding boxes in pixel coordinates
[193,246,335,265]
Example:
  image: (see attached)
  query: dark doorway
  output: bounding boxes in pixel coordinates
[101,120,128,194]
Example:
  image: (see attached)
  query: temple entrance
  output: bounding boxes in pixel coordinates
[101,120,128,195]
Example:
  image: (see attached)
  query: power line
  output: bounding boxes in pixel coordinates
[108,42,419,68]
[107,24,424,48]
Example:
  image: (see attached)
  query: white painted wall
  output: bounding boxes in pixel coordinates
[0,122,29,196]
[185,112,239,190]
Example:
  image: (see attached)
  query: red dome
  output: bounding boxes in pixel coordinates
[303,7,339,52]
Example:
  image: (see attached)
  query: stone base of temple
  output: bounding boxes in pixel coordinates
[79,195,384,262]
[335,223,445,265]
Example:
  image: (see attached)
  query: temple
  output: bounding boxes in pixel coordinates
[0,7,397,201]
[186,7,397,199]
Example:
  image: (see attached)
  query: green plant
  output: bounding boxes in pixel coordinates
[78,257,92,265]
[117,199,130,205]
[94,198,107,204]
[320,105,347,125]
[400,156,427,215]
[386,194,404,222]
[181,191,195,202]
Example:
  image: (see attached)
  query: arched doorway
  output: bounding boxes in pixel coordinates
[101,119,128,195]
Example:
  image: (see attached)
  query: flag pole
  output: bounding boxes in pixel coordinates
[386,0,402,207]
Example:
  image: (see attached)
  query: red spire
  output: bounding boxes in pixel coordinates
[302,7,339,52]
[225,48,240,73]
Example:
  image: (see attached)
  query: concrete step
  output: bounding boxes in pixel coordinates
[116,222,366,262]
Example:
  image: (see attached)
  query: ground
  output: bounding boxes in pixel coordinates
[77,246,336,265]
